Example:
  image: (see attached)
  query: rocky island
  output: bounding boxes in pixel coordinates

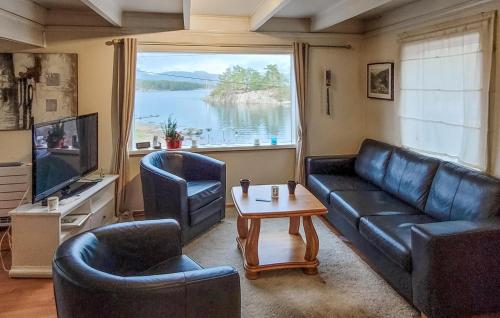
[204,64,291,106]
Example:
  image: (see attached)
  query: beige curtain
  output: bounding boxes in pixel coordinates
[111,38,137,214]
[293,42,309,184]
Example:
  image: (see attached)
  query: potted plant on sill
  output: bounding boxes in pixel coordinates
[161,115,184,149]
[47,122,66,148]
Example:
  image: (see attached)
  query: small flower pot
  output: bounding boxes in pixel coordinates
[166,139,182,149]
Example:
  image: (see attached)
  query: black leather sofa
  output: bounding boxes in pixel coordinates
[140,151,226,245]
[306,139,500,318]
[53,219,241,318]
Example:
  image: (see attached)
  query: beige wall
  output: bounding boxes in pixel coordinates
[307,47,365,155]
[360,1,500,178]
[0,27,364,209]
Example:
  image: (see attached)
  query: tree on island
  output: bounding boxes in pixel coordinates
[210,64,290,101]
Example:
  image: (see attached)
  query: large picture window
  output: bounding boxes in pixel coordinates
[132,52,295,149]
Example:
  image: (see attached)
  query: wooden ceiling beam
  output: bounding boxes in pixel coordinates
[311,0,394,32]
[0,0,46,47]
[79,0,122,26]
[183,0,191,29]
[250,0,291,31]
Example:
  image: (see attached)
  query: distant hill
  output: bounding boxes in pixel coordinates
[136,79,204,91]
[137,70,219,88]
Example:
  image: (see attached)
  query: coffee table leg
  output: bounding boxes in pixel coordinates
[245,218,261,280]
[237,214,248,239]
[303,216,319,275]
[289,216,300,235]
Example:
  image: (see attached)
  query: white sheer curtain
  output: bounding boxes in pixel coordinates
[399,13,495,171]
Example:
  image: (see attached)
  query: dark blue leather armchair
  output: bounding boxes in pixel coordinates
[52,220,241,318]
[140,151,226,244]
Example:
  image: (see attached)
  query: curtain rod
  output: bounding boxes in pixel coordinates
[105,40,352,49]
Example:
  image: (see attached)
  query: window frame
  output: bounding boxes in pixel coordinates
[129,46,297,153]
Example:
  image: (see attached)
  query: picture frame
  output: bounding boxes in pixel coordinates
[0,53,78,131]
[367,62,394,101]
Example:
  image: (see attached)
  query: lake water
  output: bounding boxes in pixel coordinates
[134,89,294,145]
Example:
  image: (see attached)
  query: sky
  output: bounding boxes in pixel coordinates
[137,52,292,76]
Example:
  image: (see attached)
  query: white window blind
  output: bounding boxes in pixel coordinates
[399,14,495,171]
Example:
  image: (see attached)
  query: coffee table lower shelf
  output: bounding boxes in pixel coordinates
[236,232,319,279]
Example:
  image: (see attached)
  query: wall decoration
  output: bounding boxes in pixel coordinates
[367,62,394,101]
[325,69,332,116]
[0,53,78,131]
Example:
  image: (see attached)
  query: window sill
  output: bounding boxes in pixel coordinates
[129,144,296,156]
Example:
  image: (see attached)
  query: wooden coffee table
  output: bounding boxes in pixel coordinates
[231,184,327,279]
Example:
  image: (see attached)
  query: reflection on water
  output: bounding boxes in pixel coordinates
[134,89,293,145]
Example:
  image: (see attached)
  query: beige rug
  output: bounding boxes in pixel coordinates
[184,209,419,318]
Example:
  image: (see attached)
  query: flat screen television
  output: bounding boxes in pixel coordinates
[32,113,98,203]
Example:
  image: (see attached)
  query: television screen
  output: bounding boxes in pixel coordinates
[32,113,98,203]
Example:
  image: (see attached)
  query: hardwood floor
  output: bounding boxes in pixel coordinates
[0,252,56,318]
[0,218,353,318]
[0,217,338,318]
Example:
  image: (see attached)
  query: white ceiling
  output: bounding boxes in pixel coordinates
[191,0,264,16]
[34,0,183,12]
[118,0,183,13]
[357,0,419,19]
[27,0,424,32]
[33,0,87,10]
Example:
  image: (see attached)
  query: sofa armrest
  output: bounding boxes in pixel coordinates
[305,155,357,176]
[411,219,500,318]
[184,266,241,318]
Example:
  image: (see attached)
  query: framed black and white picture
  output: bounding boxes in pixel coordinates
[367,62,394,100]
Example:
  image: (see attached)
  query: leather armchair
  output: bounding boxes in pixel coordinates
[140,151,226,244]
[52,220,241,318]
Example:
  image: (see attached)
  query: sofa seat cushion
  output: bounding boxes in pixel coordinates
[308,174,379,206]
[187,181,222,211]
[139,255,202,276]
[359,214,437,272]
[330,191,420,228]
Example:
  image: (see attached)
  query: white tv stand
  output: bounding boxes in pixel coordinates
[9,175,118,278]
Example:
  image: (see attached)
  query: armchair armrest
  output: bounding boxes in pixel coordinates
[140,159,189,223]
[305,155,357,176]
[411,219,500,318]
[184,266,240,317]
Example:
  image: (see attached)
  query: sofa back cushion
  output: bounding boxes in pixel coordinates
[425,162,500,221]
[355,139,393,187]
[382,148,440,211]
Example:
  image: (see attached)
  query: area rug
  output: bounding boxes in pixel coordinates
[184,209,419,318]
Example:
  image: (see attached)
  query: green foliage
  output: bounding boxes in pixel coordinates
[137,79,204,91]
[160,115,183,140]
[210,64,290,100]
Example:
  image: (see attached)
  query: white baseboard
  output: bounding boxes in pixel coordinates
[9,266,52,278]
